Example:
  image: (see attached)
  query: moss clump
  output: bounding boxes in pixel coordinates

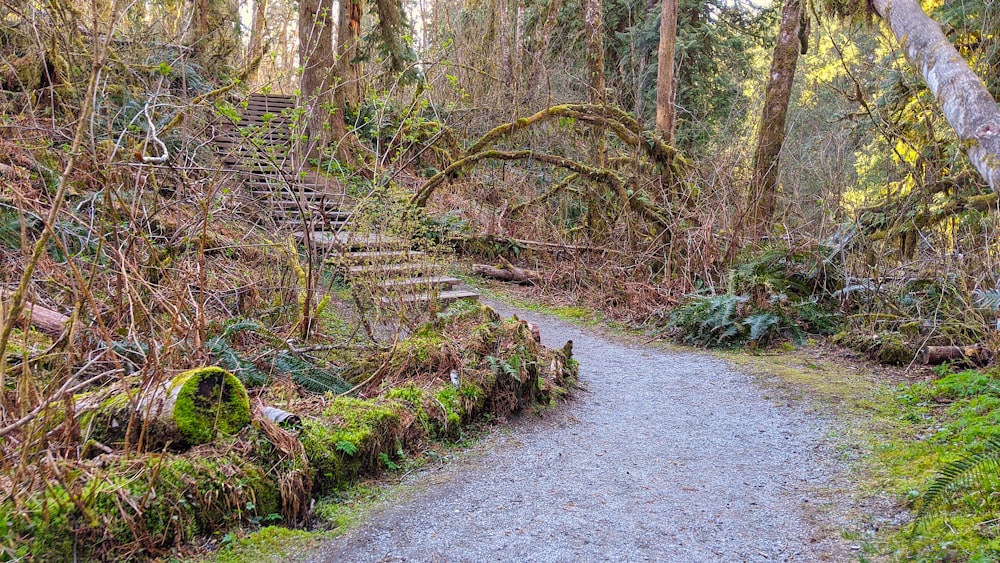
[0,448,283,561]
[833,329,914,366]
[171,366,252,444]
[300,397,404,494]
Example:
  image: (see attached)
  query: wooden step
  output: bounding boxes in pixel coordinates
[278,221,344,232]
[250,190,347,201]
[272,213,352,225]
[327,250,425,264]
[378,276,461,291]
[383,290,479,306]
[247,94,295,105]
[346,263,436,277]
[306,231,408,250]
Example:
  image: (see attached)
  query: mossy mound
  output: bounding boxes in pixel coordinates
[301,397,405,494]
[833,329,915,366]
[0,428,300,561]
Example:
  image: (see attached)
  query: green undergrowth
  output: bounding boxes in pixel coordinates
[1,301,578,561]
[0,429,305,561]
[730,348,1000,561]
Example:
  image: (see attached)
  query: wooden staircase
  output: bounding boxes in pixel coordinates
[213,94,479,309]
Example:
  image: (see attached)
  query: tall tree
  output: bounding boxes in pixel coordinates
[298,0,339,156]
[746,0,804,237]
[655,0,677,144]
[246,0,268,81]
[867,0,1000,189]
[337,0,364,109]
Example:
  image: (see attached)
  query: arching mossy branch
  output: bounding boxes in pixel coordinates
[412,149,672,228]
[463,104,683,172]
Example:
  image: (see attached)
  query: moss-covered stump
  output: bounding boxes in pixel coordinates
[77,366,252,450]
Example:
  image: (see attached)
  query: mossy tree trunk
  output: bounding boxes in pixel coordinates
[746,0,803,240]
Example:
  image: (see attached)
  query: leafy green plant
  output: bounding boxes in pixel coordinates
[335,440,358,456]
[668,294,748,346]
[378,452,399,471]
[206,318,352,392]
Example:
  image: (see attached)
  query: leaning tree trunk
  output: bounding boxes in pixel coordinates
[872,0,1000,189]
[746,0,803,239]
[77,366,252,450]
[337,0,364,109]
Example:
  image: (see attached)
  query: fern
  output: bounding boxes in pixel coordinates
[745,313,779,344]
[973,289,1000,311]
[271,351,352,393]
[485,355,518,380]
[915,436,1000,527]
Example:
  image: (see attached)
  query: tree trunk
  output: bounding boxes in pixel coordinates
[337,0,364,110]
[747,0,803,238]
[655,0,677,144]
[472,263,541,284]
[187,0,240,77]
[246,0,268,81]
[298,0,337,158]
[872,0,1000,189]
[583,0,609,238]
[524,0,562,99]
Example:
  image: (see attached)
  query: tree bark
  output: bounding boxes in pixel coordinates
[246,0,268,81]
[299,0,337,157]
[655,0,677,143]
[747,0,803,238]
[872,0,1000,189]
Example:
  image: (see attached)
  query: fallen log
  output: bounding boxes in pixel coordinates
[472,263,541,285]
[920,345,994,367]
[1,289,70,336]
[77,366,252,450]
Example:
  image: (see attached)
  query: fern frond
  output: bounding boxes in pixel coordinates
[915,435,1000,526]
[271,351,352,393]
[973,290,1000,311]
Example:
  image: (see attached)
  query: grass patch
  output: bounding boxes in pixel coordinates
[728,345,1000,561]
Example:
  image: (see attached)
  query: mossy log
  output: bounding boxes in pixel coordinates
[77,366,252,450]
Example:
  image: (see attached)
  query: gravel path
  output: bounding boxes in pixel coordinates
[307,303,849,562]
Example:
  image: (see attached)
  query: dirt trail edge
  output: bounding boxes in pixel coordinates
[306,302,852,562]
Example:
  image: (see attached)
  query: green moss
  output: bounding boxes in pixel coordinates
[171,366,252,444]
[300,397,403,494]
[212,526,327,563]
[0,449,285,560]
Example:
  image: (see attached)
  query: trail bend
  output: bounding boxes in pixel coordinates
[307,302,849,562]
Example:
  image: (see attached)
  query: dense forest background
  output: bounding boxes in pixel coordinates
[3,0,1000,558]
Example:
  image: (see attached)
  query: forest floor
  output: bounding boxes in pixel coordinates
[256,297,905,562]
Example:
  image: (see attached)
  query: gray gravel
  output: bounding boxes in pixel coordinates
[307,303,850,562]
